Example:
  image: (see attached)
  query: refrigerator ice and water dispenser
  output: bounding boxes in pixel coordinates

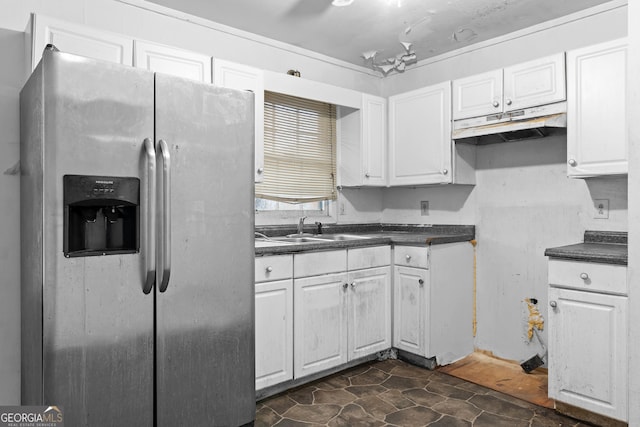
[63,175,140,257]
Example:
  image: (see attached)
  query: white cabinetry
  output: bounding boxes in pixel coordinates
[347,246,391,360]
[28,14,133,70]
[452,53,565,120]
[548,259,628,422]
[339,95,387,187]
[134,40,211,83]
[566,39,627,177]
[213,59,265,182]
[393,242,474,365]
[254,255,294,391]
[293,246,391,378]
[389,81,452,186]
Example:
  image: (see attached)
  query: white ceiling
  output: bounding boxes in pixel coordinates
[146,0,612,71]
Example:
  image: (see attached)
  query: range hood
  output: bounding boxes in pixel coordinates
[452,101,567,144]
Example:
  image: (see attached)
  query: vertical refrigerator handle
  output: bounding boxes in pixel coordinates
[157,139,172,293]
[142,138,156,294]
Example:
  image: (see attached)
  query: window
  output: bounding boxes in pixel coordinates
[255,91,337,217]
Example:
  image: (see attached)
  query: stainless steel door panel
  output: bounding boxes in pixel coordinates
[41,51,155,426]
[154,73,255,426]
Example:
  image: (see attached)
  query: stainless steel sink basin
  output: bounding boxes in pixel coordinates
[271,236,331,243]
[318,234,372,241]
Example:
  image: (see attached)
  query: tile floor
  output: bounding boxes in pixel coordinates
[255,359,592,426]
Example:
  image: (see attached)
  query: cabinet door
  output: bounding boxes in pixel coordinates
[567,39,627,177]
[30,15,133,70]
[361,94,387,186]
[213,59,265,183]
[255,279,293,390]
[294,273,348,378]
[134,40,211,83]
[452,69,503,120]
[393,266,428,356]
[389,82,452,186]
[503,53,566,112]
[348,266,391,360]
[548,287,628,421]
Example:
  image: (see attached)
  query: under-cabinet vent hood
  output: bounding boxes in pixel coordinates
[452,102,567,144]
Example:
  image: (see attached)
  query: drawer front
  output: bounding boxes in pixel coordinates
[394,245,429,269]
[255,255,293,283]
[548,259,627,295]
[294,250,347,278]
[348,245,391,270]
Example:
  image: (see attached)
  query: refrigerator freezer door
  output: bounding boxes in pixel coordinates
[154,73,256,426]
[27,51,156,426]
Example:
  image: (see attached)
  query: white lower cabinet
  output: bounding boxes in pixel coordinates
[348,266,392,360]
[294,272,349,378]
[548,260,628,422]
[254,255,293,391]
[393,266,428,355]
[393,242,474,366]
[293,246,391,379]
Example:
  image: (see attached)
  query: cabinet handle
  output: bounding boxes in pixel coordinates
[550,301,557,308]
[568,159,577,167]
[266,266,273,273]
[580,272,589,280]
[492,101,500,108]
[365,173,370,178]
[350,282,356,290]
[418,279,424,286]
[343,283,349,290]
[506,99,512,106]
[257,167,264,174]
[405,255,411,261]
[442,169,448,175]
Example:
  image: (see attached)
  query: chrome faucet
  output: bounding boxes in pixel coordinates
[297,216,307,235]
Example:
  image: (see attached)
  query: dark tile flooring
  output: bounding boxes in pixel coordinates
[255,359,592,427]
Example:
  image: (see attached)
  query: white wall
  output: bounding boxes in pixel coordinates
[0,0,382,405]
[379,4,628,362]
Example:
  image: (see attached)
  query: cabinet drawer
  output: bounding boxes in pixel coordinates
[394,246,429,269]
[255,255,293,283]
[348,246,391,270]
[548,259,627,295]
[294,250,347,278]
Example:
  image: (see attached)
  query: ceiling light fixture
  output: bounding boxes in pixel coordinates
[332,0,354,6]
[362,41,417,75]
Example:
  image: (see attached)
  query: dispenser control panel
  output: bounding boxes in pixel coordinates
[63,175,140,257]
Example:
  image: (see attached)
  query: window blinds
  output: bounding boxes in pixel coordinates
[256,91,337,203]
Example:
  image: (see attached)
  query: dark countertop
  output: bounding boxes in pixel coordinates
[544,231,627,265]
[255,224,475,256]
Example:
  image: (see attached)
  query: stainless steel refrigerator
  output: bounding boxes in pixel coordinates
[20,47,255,426]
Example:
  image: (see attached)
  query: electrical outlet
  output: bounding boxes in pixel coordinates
[594,199,609,219]
[339,202,346,215]
[420,201,429,216]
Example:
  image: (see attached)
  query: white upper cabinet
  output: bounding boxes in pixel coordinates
[29,14,133,70]
[360,95,388,186]
[566,39,627,177]
[134,40,212,83]
[452,53,565,120]
[452,69,503,120]
[389,81,452,186]
[339,94,387,187]
[213,59,265,183]
[503,53,566,112]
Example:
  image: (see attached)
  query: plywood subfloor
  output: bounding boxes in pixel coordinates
[438,351,555,409]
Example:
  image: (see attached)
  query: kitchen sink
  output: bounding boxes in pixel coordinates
[318,234,372,241]
[271,236,331,243]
